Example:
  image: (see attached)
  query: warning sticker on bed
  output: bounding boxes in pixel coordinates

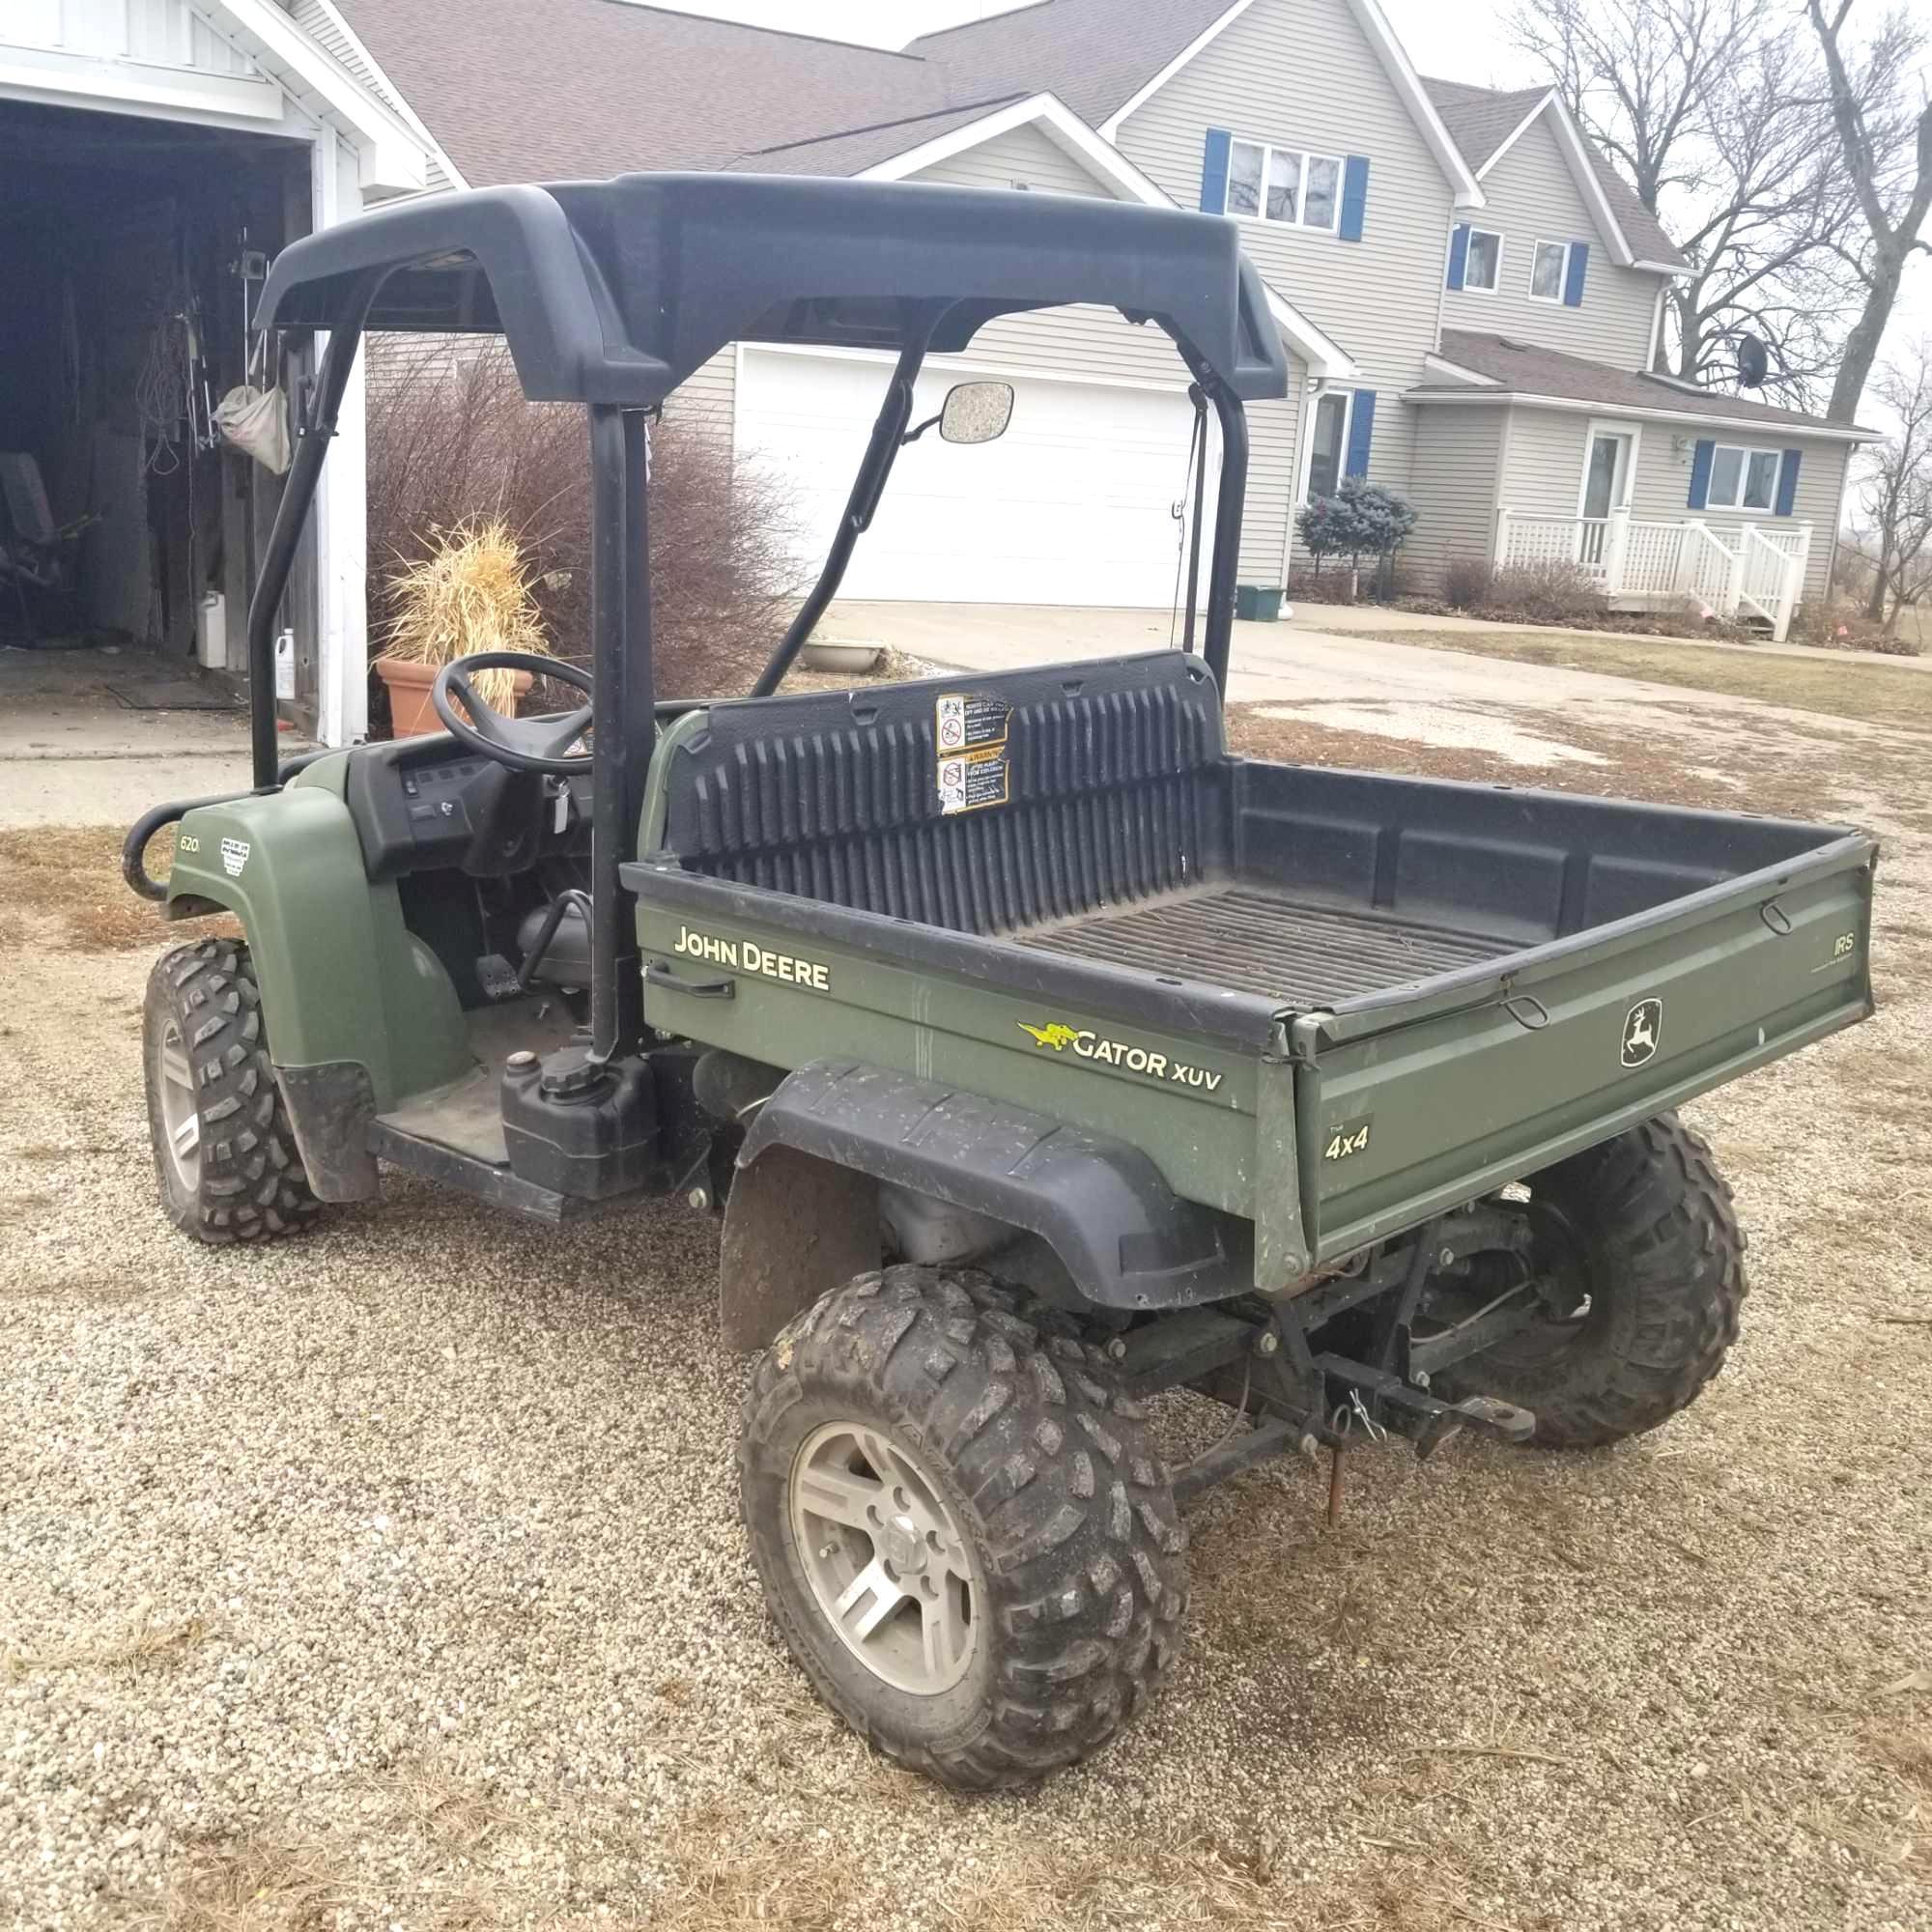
[935,693,1012,815]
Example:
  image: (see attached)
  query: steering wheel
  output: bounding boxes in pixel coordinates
[431,651,593,777]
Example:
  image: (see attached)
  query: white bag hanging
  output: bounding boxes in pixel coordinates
[213,384,290,475]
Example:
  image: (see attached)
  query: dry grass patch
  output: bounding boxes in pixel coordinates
[141,1831,357,1932]
[0,824,234,952]
[5,1602,215,1681]
[1352,628,1932,732]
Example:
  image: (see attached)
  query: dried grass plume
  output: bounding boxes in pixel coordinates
[381,518,550,712]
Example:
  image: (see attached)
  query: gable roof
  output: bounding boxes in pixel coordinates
[1421,77,1687,271]
[1417,330,1878,440]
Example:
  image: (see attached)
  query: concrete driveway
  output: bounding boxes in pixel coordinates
[0,645,292,830]
[826,599,1705,710]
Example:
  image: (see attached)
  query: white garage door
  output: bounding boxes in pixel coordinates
[737,349,1211,608]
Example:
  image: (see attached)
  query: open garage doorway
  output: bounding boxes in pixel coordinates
[0,100,311,715]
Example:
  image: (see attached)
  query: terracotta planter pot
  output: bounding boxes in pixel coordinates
[375,656,533,738]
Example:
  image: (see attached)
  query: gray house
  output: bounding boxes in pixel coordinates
[312,0,1879,641]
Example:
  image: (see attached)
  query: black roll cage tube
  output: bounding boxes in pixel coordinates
[228,281,1253,1069]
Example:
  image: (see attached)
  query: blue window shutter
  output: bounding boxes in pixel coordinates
[1688,439,1715,510]
[1775,448,1802,517]
[1563,241,1589,306]
[1339,156,1370,242]
[1200,128,1232,213]
[1446,223,1469,291]
[1345,390,1377,477]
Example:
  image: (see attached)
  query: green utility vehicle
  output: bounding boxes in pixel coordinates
[127,176,1876,1790]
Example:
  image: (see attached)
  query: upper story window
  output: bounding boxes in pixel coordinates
[1528,240,1570,303]
[1706,443,1783,512]
[1463,228,1502,293]
[1228,137,1343,232]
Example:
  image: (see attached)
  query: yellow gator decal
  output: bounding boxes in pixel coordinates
[1017,1020,1222,1093]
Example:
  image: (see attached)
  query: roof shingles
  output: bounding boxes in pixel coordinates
[1424,330,1871,437]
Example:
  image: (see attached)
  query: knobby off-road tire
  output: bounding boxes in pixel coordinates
[142,937,321,1246]
[739,1264,1188,1790]
[1441,1114,1746,1448]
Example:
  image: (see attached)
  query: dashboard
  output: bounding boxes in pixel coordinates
[341,735,591,880]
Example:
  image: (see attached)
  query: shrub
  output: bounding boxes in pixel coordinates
[1442,554,1493,611]
[1786,599,1926,656]
[1472,560,1610,626]
[365,340,805,712]
[1284,569,1356,606]
[1296,477,1418,577]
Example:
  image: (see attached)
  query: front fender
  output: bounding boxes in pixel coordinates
[166,787,469,1113]
[738,1059,1249,1314]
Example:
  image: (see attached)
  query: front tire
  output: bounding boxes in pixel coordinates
[739,1265,1187,1790]
[1439,1114,1746,1448]
[142,938,320,1245]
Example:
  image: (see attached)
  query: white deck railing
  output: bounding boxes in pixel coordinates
[1494,512,1811,641]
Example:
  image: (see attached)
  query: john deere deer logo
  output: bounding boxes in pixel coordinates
[1018,1022,1081,1050]
[1621,998,1662,1068]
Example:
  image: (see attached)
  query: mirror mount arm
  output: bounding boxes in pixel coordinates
[752,305,941,698]
[899,412,943,447]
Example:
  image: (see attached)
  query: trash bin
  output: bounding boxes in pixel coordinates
[1236,583,1284,622]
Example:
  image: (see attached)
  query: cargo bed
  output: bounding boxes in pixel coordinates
[626,653,1876,1286]
[1015,885,1513,1007]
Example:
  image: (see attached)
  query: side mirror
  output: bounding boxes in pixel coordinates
[938,381,1014,445]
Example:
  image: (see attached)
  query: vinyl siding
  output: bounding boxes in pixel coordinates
[1494,405,1848,605]
[674,347,736,440]
[913,123,1301,586]
[10,0,256,72]
[1406,403,1506,581]
[1443,116,1657,367]
[1117,0,1460,575]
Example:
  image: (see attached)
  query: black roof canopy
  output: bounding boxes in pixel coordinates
[254,173,1290,405]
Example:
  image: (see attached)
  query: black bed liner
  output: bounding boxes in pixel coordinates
[1014,885,1511,1007]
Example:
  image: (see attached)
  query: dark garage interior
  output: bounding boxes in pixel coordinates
[0,99,308,696]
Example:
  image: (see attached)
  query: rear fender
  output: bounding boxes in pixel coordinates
[729,1060,1248,1341]
[164,786,469,1195]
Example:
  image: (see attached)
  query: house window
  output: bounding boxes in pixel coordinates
[1528,240,1569,302]
[1306,391,1350,499]
[1228,137,1343,232]
[1463,229,1502,293]
[1706,443,1783,512]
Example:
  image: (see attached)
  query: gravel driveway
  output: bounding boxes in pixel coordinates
[1,681,1927,1932]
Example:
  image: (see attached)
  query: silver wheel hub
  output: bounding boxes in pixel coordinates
[156,1017,202,1192]
[789,1422,978,1695]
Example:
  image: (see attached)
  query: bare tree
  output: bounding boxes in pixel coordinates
[1507,0,1906,409]
[1853,338,1932,628]
[1807,1,1932,422]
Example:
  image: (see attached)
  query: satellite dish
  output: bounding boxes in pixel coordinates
[1737,334,1770,388]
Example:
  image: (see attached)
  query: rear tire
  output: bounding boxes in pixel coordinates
[1439,1114,1746,1448]
[142,937,321,1246]
[738,1264,1187,1789]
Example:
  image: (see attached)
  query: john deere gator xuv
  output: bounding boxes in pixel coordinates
[125,175,1877,1789]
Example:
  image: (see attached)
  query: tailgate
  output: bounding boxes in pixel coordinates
[1293,834,1876,1260]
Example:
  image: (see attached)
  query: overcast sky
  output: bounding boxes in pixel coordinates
[632,0,1925,424]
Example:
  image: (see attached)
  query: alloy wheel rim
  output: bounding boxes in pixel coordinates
[789,1421,978,1695]
[156,1017,202,1193]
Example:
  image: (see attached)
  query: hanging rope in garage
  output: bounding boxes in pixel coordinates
[135,290,194,477]
[134,278,214,480]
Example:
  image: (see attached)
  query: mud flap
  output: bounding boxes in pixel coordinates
[719,1146,879,1352]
